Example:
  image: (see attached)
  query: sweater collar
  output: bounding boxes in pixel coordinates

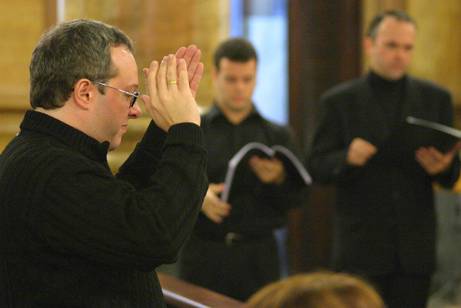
[367,70,406,91]
[20,110,110,163]
[206,103,263,124]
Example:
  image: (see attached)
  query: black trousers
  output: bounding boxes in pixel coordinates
[367,271,431,308]
[178,233,280,301]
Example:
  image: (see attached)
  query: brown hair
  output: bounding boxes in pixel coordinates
[213,37,257,71]
[246,272,384,308]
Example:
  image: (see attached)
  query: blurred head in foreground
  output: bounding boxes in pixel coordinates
[246,271,384,308]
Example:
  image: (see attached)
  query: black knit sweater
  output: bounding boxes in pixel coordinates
[0,110,207,307]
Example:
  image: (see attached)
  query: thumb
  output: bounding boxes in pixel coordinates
[140,94,150,103]
[209,183,225,194]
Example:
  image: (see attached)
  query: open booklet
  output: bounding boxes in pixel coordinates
[404,116,461,153]
[220,142,312,202]
[377,116,461,161]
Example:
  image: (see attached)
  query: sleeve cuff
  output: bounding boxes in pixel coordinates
[166,123,204,147]
[139,121,167,149]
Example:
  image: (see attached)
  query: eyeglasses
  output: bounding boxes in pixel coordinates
[96,82,139,108]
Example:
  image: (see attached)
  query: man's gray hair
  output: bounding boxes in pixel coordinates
[29,19,133,109]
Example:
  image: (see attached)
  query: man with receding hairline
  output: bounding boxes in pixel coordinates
[308,10,460,307]
[0,19,207,307]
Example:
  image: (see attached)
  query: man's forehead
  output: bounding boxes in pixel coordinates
[221,58,256,65]
[219,58,257,72]
[377,17,416,35]
[110,46,138,83]
[111,46,135,61]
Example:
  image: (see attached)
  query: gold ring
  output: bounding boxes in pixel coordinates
[167,80,177,85]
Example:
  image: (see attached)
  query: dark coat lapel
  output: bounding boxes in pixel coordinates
[355,77,391,147]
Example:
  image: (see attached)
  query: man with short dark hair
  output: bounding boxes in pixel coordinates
[0,19,207,307]
[308,10,460,307]
[179,38,304,301]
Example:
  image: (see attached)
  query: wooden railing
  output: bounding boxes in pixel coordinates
[158,273,244,308]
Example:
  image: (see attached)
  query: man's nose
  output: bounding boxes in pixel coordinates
[235,80,246,91]
[396,48,408,60]
[129,104,142,118]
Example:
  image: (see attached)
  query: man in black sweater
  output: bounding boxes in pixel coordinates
[308,10,460,308]
[0,19,207,307]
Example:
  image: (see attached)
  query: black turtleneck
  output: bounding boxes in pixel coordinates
[0,110,207,307]
[368,70,406,130]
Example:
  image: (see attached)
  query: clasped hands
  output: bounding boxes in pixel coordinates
[141,45,204,131]
[347,137,460,175]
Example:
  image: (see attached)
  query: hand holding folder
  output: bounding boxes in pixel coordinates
[221,142,311,202]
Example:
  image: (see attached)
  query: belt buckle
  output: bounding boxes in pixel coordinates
[225,232,240,246]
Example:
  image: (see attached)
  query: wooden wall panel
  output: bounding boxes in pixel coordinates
[0,0,56,155]
[289,0,362,272]
[0,0,51,110]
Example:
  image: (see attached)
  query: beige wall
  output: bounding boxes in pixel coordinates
[0,0,53,110]
[62,0,229,108]
[3,1,461,161]
[0,0,230,169]
[408,1,461,104]
[0,0,55,153]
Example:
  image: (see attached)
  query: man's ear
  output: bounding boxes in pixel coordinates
[363,36,373,56]
[72,79,95,110]
[212,67,218,82]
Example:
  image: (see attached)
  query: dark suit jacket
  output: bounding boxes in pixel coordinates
[308,74,460,275]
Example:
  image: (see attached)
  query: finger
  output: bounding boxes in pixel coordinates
[415,155,428,169]
[211,200,231,213]
[248,157,261,170]
[182,45,197,67]
[166,54,178,88]
[250,155,264,162]
[140,94,150,105]
[175,46,187,59]
[427,147,444,160]
[368,146,378,155]
[157,56,168,95]
[209,213,223,224]
[145,61,159,99]
[190,62,204,97]
[362,143,377,155]
[140,94,149,109]
[177,58,190,91]
[415,151,431,166]
[187,49,201,81]
[209,183,225,194]
[140,94,152,117]
[140,94,162,127]
[214,204,231,216]
[260,160,276,171]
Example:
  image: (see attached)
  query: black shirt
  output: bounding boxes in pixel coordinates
[368,70,406,130]
[194,104,304,238]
